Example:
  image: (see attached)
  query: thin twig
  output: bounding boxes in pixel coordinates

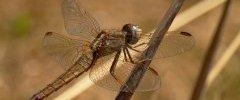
[115,0,185,100]
[190,0,232,100]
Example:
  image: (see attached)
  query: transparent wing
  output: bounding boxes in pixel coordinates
[137,31,195,59]
[154,31,195,58]
[43,32,92,68]
[89,49,160,92]
[121,62,160,92]
[62,0,101,42]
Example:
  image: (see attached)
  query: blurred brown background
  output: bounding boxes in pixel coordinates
[0,0,240,100]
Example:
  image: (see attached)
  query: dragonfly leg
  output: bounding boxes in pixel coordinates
[125,47,150,65]
[109,50,122,85]
[132,42,147,48]
[126,44,141,53]
[109,50,132,92]
[148,67,159,76]
[125,45,152,64]
[123,48,128,62]
[148,67,161,87]
[124,48,135,64]
[134,58,152,64]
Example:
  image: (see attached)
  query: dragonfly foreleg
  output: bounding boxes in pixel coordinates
[124,48,134,64]
[123,48,128,62]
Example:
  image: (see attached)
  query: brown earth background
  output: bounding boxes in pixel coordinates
[0,0,240,100]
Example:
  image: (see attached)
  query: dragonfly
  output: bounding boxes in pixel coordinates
[30,0,194,99]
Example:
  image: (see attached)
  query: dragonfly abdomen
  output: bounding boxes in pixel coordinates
[30,54,93,100]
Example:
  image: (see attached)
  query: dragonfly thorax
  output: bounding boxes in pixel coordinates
[90,31,107,52]
[90,31,123,57]
[122,24,142,45]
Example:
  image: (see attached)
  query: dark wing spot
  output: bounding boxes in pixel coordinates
[45,32,53,36]
[180,32,192,36]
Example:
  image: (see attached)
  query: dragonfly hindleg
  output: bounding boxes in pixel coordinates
[126,44,141,53]
[109,50,132,92]
[148,67,159,76]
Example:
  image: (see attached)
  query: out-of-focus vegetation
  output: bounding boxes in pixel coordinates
[0,0,239,100]
[11,15,31,38]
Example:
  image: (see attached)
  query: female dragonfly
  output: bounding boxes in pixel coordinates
[30,0,194,99]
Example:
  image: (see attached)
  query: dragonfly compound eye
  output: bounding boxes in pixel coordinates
[122,24,142,45]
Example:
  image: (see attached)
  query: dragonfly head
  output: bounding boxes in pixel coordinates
[122,24,142,45]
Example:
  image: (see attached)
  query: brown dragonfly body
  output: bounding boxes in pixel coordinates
[31,29,138,99]
[30,0,195,99]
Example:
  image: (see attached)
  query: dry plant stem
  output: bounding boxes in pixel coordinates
[115,0,185,100]
[207,31,240,87]
[168,0,227,31]
[190,0,232,100]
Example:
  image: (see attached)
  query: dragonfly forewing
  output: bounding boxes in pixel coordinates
[154,31,194,58]
[62,0,101,42]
